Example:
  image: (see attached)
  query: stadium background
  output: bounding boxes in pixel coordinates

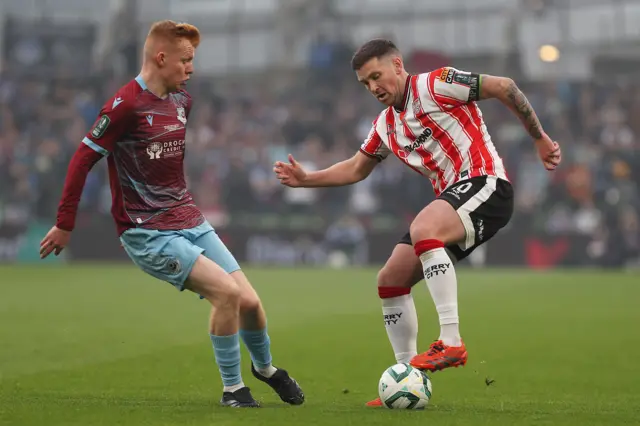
[0,0,638,269]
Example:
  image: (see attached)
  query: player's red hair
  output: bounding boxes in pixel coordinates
[147,20,200,48]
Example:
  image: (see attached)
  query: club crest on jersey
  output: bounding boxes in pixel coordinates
[176,107,187,125]
[147,142,163,159]
[412,97,423,116]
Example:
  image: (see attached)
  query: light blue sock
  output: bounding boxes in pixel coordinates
[210,333,243,387]
[240,328,273,369]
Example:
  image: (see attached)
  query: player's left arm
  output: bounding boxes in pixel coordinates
[478,75,543,140]
[479,74,561,171]
[433,67,547,142]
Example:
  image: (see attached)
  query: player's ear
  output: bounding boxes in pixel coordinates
[156,51,165,67]
[392,57,403,75]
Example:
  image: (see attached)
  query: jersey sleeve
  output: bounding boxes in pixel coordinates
[429,67,481,107]
[55,144,103,231]
[82,93,135,156]
[359,119,391,162]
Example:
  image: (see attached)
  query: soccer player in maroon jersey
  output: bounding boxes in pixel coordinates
[274,39,561,407]
[39,20,303,408]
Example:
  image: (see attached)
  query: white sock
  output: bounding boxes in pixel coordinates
[223,381,246,393]
[255,364,277,378]
[380,289,418,364]
[416,240,462,347]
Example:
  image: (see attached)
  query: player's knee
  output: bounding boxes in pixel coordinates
[377,266,412,289]
[208,278,241,308]
[409,222,440,243]
[239,291,262,314]
[377,267,394,288]
[410,199,465,244]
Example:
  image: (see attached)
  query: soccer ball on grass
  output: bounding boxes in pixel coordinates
[378,363,432,409]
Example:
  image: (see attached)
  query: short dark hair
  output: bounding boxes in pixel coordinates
[351,39,400,71]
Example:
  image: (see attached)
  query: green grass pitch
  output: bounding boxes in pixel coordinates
[1,265,639,425]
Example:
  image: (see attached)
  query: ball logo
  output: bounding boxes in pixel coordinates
[147,142,163,159]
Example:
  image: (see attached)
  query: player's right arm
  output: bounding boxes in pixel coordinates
[40,94,133,259]
[274,121,386,188]
[274,151,379,188]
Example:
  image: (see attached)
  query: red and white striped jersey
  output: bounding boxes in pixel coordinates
[360,68,508,196]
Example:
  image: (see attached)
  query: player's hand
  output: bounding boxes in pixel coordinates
[534,134,561,171]
[40,226,71,259]
[274,154,307,187]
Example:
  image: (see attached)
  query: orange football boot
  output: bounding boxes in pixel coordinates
[409,340,468,372]
[365,397,383,407]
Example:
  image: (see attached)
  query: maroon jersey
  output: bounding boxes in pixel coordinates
[56,76,203,235]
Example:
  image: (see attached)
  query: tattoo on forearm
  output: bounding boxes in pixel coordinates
[506,82,543,139]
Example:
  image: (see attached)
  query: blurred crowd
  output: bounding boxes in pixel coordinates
[1,44,638,267]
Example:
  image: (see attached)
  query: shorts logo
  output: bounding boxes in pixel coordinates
[448,181,473,200]
[91,115,110,139]
[167,258,182,274]
[475,218,485,242]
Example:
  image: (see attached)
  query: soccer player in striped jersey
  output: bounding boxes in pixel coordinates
[274,39,561,407]
[40,20,303,408]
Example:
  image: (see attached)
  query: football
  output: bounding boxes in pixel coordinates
[378,363,432,409]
